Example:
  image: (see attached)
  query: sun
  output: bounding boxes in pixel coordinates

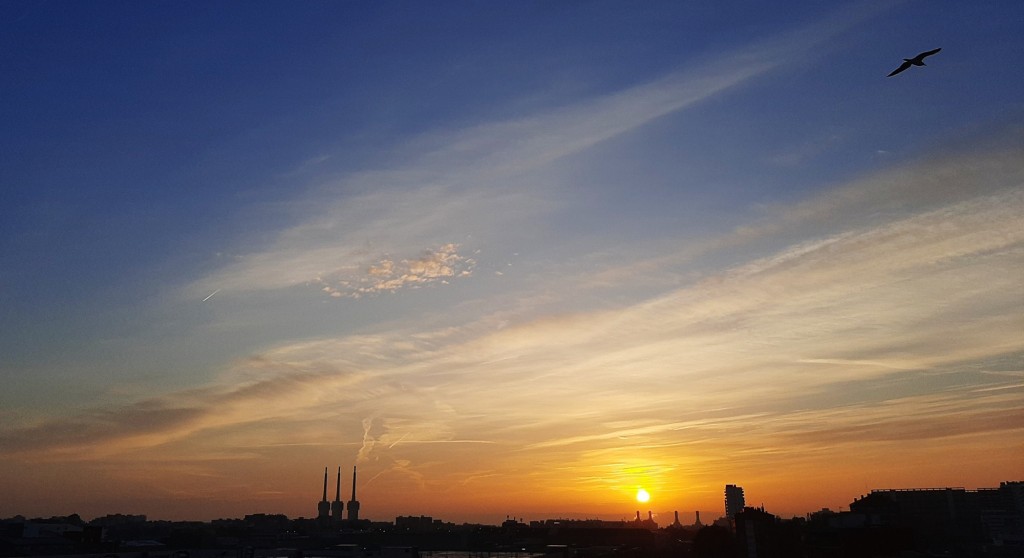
[636,488,651,503]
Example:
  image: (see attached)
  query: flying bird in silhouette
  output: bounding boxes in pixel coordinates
[887,48,941,77]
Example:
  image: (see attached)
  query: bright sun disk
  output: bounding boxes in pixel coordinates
[636,488,650,503]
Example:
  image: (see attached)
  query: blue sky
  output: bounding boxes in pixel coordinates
[1,1,1022,522]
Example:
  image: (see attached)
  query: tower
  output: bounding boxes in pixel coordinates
[317,467,331,522]
[725,484,745,518]
[331,467,344,523]
[347,465,361,521]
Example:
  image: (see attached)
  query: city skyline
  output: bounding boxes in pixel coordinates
[7,481,1022,558]
[8,478,1021,528]
[2,1,1023,524]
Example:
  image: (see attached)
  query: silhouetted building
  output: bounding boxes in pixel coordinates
[242,513,290,530]
[854,487,980,553]
[803,505,914,558]
[725,484,745,519]
[89,514,146,527]
[396,515,443,532]
[693,524,737,558]
[978,481,1024,548]
[849,482,1024,556]
[347,466,361,521]
[529,518,632,529]
[734,506,802,558]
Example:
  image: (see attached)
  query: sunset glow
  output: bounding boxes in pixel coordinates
[1,1,1022,525]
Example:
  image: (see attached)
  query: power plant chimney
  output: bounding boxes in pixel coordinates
[317,467,331,522]
[331,466,344,522]
[347,466,361,521]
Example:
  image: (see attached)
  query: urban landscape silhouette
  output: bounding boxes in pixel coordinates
[2,475,1022,557]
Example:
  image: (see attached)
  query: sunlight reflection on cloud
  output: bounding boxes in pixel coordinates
[7,149,1021,476]
[316,243,476,298]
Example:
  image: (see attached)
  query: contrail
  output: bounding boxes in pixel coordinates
[202,289,221,302]
[387,433,409,449]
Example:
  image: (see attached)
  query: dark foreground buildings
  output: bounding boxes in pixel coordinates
[693,482,1023,558]
[800,481,1024,558]
[2,480,1021,558]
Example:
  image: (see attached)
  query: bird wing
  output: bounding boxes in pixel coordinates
[887,61,912,77]
[918,47,941,59]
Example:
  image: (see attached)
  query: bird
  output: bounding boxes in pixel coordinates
[887,48,941,77]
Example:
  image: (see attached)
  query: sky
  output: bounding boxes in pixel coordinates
[1,0,1022,524]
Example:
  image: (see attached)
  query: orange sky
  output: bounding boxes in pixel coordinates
[3,147,1023,523]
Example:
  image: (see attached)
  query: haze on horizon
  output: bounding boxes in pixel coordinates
[1,1,1022,525]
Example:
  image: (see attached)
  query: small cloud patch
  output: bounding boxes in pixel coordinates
[318,243,475,298]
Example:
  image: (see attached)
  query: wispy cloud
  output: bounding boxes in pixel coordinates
[6,141,1022,477]
[187,5,881,301]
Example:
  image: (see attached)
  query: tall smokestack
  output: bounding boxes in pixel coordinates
[331,466,344,523]
[317,467,331,522]
[347,465,361,521]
